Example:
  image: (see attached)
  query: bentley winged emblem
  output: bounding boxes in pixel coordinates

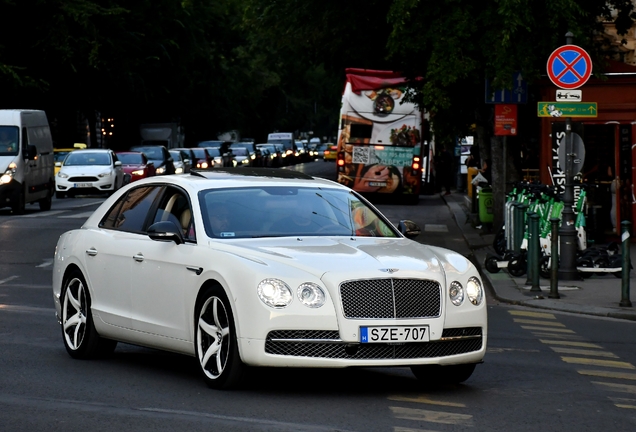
[379,268,399,274]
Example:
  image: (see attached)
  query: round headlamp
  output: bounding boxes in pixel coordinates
[449,281,464,306]
[297,283,325,308]
[257,278,293,308]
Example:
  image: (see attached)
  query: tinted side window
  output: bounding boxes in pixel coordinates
[152,186,195,242]
[100,186,162,232]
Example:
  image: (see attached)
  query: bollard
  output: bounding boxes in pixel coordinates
[549,217,560,299]
[513,203,525,254]
[527,212,542,292]
[620,220,632,307]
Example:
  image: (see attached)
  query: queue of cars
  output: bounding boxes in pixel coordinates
[53,137,330,198]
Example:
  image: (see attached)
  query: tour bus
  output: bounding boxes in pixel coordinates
[336,68,428,203]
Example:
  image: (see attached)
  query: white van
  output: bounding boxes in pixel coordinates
[0,110,55,214]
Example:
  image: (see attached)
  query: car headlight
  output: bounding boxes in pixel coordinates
[466,277,484,305]
[0,169,14,184]
[175,167,183,174]
[297,283,325,308]
[58,172,69,179]
[131,169,144,176]
[156,167,165,174]
[257,279,293,308]
[98,171,112,178]
[449,281,464,306]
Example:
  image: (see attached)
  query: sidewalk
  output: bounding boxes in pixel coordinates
[441,191,636,321]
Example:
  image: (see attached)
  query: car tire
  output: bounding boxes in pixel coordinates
[194,284,244,389]
[12,187,25,215]
[411,363,477,386]
[60,269,117,359]
[39,186,53,211]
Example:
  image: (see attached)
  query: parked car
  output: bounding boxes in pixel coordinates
[129,145,175,175]
[189,147,214,170]
[323,143,338,161]
[116,151,156,183]
[52,168,486,389]
[54,143,87,175]
[169,149,191,174]
[55,149,125,198]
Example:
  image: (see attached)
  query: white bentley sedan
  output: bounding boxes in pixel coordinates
[52,168,487,389]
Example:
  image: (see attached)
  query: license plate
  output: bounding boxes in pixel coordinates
[368,182,387,187]
[360,326,430,343]
[74,183,92,188]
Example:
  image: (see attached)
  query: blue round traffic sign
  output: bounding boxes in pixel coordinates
[547,45,592,90]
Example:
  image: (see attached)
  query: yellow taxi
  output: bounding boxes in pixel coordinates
[54,143,87,174]
[323,143,338,161]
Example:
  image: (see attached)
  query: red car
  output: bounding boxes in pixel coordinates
[116,151,157,182]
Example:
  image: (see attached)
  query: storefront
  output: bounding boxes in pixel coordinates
[538,60,636,243]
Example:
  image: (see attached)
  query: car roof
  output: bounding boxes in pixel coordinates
[127,168,342,190]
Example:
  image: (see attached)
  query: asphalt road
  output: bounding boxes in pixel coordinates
[1,163,636,431]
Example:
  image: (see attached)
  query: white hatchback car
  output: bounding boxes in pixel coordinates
[55,149,125,198]
[52,168,487,389]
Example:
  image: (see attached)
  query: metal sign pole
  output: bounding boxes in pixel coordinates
[557,32,580,280]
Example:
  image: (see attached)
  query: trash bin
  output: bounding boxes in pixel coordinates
[478,186,494,224]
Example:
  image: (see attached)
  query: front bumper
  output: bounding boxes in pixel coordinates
[238,326,486,367]
[56,176,115,194]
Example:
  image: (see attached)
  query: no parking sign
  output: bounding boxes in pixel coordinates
[546,45,592,89]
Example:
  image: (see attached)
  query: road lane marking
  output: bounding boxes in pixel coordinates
[532,332,585,340]
[0,304,53,315]
[578,370,636,380]
[593,382,636,394]
[389,407,473,426]
[561,357,635,369]
[551,347,618,358]
[610,397,636,409]
[0,276,19,285]
[388,395,465,408]
[58,211,95,219]
[36,259,53,268]
[540,340,602,348]
[509,310,556,319]
[23,210,67,218]
[520,325,575,333]
[513,318,566,327]
[394,427,440,432]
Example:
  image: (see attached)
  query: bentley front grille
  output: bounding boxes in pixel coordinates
[340,278,441,319]
[264,327,482,359]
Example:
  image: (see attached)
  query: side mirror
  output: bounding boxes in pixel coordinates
[27,144,38,160]
[55,162,62,167]
[398,220,421,239]
[147,221,184,244]
[114,161,122,167]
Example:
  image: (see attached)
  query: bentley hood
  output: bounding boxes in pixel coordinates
[215,237,476,283]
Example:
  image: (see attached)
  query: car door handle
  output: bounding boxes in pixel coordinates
[86,248,98,257]
[187,266,203,275]
[133,254,144,262]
